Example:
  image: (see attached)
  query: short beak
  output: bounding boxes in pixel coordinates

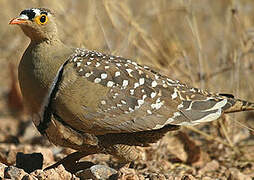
[9,17,28,25]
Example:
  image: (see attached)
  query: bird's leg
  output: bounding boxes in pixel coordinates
[44,148,99,173]
[105,144,142,173]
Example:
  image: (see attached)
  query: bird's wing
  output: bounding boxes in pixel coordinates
[53,49,233,135]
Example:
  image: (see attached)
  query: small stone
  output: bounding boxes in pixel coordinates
[229,168,252,180]
[22,174,38,180]
[0,162,7,178]
[146,173,167,180]
[4,166,28,179]
[202,177,214,180]
[16,152,43,173]
[198,160,219,174]
[31,165,74,180]
[76,165,118,180]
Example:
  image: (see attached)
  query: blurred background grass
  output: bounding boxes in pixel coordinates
[0,0,254,143]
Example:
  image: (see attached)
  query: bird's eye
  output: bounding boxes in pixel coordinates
[40,15,46,23]
[35,14,48,25]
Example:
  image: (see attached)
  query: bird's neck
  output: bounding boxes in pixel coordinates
[18,39,73,113]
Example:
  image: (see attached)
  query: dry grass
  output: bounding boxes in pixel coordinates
[0,0,254,178]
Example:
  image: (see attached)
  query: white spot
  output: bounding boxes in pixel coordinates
[104,66,110,69]
[126,69,133,74]
[86,61,91,65]
[155,74,159,80]
[147,110,152,114]
[85,72,93,78]
[117,104,122,107]
[94,78,101,83]
[167,78,175,83]
[154,124,164,129]
[151,98,164,110]
[18,14,29,20]
[151,92,157,98]
[32,8,41,16]
[101,73,108,79]
[122,80,129,88]
[78,68,83,72]
[116,63,121,67]
[101,100,106,105]
[162,84,168,88]
[143,65,149,69]
[137,99,144,106]
[127,59,132,63]
[171,88,178,99]
[139,78,145,85]
[76,62,81,67]
[95,62,101,67]
[115,71,120,77]
[151,81,158,87]
[138,70,143,75]
[73,57,78,62]
[121,100,127,104]
[129,107,134,112]
[132,62,138,66]
[110,56,115,60]
[177,103,184,109]
[90,57,94,60]
[107,81,114,87]
[134,82,139,89]
[190,88,196,92]
[130,89,135,95]
[142,94,147,100]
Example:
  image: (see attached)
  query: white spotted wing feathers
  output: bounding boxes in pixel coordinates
[56,49,235,134]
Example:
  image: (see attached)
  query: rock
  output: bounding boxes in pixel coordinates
[202,177,214,180]
[144,173,167,180]
[76,164,118,180]
[198,160,219,174]
[30,165,75,180]
[4,166,28,180]
[229,168,252,180]
[0,162,7,178]
[16,152,43,173]
[0,144,18,165]
[22,174,38,180]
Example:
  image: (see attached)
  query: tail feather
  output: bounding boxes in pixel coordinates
[224,98,254,113]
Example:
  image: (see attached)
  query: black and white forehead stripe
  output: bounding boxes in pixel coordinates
[20,8,49,20]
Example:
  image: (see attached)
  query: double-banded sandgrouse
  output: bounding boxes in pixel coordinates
[9,8,254,171]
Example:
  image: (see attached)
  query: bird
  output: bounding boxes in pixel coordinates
[9,8,254,172]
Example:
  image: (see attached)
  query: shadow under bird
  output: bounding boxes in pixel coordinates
[9,8,254,172]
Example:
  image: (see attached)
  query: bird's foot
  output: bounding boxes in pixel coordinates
[44,151,94,173]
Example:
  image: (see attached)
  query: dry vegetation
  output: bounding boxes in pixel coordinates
[0,0,254,179]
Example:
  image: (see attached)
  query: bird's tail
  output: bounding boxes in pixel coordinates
[224,98,254,113]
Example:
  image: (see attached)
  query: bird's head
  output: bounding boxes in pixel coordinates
[9,8,58,42]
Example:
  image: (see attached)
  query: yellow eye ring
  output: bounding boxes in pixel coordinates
[35,14,48,25]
